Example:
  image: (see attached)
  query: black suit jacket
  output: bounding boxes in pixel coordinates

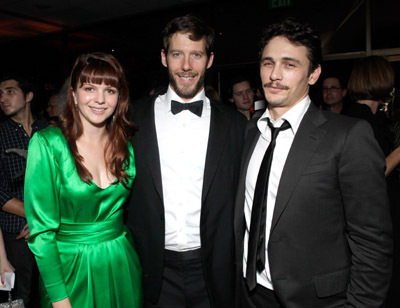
[234,103,392,307]
[127,90,246,307]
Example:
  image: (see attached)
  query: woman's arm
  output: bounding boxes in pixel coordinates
[385,146,400,177]
[52,298,72,308]
[25,131,69,303]
[0,228,14,284]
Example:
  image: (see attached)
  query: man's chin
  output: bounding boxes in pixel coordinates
[265,98,286,107]
[172,82,203,100]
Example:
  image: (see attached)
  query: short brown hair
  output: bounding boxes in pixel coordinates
[347,56,394,102]
[162,15,214,57]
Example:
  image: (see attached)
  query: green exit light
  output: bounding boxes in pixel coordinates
[268,0,295,9]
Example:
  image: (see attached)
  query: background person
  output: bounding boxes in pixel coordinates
[228,75,256,120]
[321,74,347,113]
[345,55,400,308]
[0,73,47,307]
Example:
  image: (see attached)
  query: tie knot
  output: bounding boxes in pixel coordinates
[267,119,291,140]
[171,100,203,117]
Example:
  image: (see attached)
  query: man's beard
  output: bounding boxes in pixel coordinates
[169,72,205,100]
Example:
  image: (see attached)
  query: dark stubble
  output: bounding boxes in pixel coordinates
[169,72,206,100]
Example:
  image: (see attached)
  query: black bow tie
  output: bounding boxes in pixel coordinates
[171,100,203,117]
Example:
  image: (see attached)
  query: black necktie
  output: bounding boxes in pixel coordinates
[246,119,291,291]
[171,100,203,117]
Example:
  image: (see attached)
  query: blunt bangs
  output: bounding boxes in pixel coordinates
[78,58,120,89]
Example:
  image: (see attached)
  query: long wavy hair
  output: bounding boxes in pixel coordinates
[58,52,134,188]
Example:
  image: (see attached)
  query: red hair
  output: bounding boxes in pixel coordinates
[59,52,134,188]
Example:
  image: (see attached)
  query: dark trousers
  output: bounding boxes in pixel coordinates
[2,232,37,308]
[144,249,211,308]
[241,278,281,308]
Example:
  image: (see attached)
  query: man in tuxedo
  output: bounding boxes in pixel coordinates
[128,15,246,308]
[234,18,392,307]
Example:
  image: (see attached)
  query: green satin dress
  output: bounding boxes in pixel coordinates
[24,127,142,308]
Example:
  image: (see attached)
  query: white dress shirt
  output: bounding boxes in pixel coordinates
[155,86,211,251]
[243,96,311,289]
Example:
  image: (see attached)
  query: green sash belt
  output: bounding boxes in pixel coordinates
[56,214,124,244]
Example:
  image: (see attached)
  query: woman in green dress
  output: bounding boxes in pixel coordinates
[24,52,142,308]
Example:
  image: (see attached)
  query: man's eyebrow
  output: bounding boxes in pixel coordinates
[260,56,273,63]
[260,56,301,64]
[282,57,301,64]
[169,49,205,54]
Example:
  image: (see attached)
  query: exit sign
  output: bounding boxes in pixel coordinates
[268,0,295,9]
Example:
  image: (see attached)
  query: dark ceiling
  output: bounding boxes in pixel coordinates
[1,0,399,99]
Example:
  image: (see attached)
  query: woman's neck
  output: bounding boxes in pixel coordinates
[356,99,380,114]
[79,122,109,145]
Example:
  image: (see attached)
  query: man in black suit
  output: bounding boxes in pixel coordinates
[128,15,246,308]
[234,18,392,307]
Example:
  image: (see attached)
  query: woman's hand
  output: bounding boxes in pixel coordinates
[0,258,15,285]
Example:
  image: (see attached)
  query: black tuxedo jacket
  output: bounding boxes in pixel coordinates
[234,103,392,307]
[127,91,246,307]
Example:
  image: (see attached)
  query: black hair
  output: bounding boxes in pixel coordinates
[259,17,322,75]
[0,72,36,98]
[227,74,254,98]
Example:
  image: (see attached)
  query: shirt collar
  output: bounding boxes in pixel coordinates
[257,96,311,136]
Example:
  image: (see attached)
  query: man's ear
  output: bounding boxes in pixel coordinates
[25,92,33,103]
[207,52,214,69]
[308,65,321,85]
[228,97,234,103]
[161,49,167,68]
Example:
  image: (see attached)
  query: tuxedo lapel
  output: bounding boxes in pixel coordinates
[136,97,163,201]
[234,119,260,230]
[270,104,327,233]
[202,101,232,203]
[241,120,261,181]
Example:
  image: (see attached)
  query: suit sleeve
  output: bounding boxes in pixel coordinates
[24,132,68,302]
[339,120,392,307]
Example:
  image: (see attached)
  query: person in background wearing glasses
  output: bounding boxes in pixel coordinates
[321,74,347,114]
[228,75,256,120]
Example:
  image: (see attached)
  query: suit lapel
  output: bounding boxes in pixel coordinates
[240,119,261,182]
[202,101,232,202]
[136,97,164,201]
[270,104,327,233]
[234,119,260,230]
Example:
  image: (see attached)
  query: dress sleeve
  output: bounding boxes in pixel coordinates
[24,132,68,302]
